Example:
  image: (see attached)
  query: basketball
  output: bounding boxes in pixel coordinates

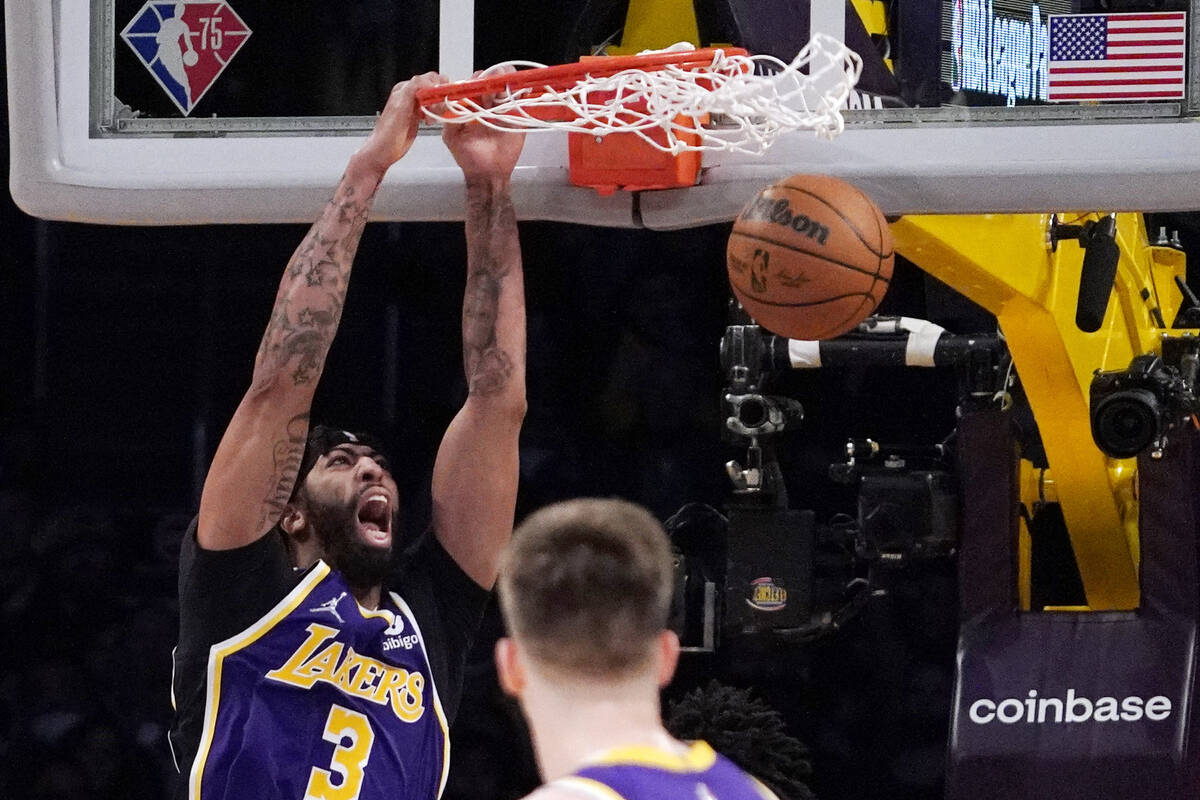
[183,50,199,67]
[727,174,894,340]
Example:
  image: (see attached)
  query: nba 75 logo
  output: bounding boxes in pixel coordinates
[121,2,251,115]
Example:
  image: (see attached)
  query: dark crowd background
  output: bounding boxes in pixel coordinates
[5,3,1200,800]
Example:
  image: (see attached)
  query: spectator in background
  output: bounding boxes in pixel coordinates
[667,681,818,800]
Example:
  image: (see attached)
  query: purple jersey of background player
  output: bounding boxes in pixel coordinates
[560,742,778,800]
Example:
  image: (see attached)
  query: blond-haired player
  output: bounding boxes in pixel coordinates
[497,498,781,800]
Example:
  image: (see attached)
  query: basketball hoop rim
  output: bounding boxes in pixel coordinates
[416,47,751,108]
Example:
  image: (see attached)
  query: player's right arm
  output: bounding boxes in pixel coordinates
[196,74,443,551]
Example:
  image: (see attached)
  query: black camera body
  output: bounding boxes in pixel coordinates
[1090,353,1198,458]
[670,323,973,649]
[857,469,958,566]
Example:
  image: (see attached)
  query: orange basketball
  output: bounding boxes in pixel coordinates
[726,174,894,340]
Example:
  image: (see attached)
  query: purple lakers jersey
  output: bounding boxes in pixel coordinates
[556,741,779,800]
[186,562,449,800]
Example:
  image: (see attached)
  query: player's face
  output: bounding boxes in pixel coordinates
[301,445,400,576]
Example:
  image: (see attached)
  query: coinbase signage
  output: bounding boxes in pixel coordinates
[948,612,1195,798]
[967,689,1173,725]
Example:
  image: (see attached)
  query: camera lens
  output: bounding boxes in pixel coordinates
[737,397,768,429]
[1091,388,1162,458]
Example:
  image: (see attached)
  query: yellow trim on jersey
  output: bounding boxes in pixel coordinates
[356,602,395,622]
[389,590,452,799]
[553,776,629,800]
[588,740,718,772]
[189,561,332,800]
[748,774,782,800]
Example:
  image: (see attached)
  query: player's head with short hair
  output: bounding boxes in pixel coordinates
[496,497,676,683]
[291,425,391,501]
[280,425,400,589]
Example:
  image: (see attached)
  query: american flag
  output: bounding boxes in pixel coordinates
[1048,12,1186,102]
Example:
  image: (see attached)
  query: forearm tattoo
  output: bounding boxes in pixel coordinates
[253,179,373,390]
[257,412,310,532]
[245,175,375,528]
[463,185,518,396]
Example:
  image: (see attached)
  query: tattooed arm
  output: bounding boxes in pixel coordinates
[431,115,528,588]
[197,74,442,551]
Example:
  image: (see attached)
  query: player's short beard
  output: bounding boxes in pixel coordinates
[303,497,395,591]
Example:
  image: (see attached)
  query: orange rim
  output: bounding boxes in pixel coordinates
[416,47,750,109]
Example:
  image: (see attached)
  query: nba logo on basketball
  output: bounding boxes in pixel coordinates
[121,1,251,115]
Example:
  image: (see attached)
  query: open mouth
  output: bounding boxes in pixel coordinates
[356,491,392,545]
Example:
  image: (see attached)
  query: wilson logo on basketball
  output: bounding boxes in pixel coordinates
[740,197,830,245]
[726,174,894,341]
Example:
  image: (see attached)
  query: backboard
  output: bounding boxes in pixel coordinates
[8,0,1200,228]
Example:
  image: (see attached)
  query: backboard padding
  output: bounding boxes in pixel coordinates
[9,0,1200,227]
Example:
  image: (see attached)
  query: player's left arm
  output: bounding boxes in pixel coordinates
[431,114,527,589]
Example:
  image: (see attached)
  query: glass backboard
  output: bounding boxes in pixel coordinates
[7,0,1200,227]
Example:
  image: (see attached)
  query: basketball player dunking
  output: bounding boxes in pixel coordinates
[496,498,781,800]
[168,74,527,800]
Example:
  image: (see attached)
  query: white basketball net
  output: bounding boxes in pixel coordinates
[422,33,863,156]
